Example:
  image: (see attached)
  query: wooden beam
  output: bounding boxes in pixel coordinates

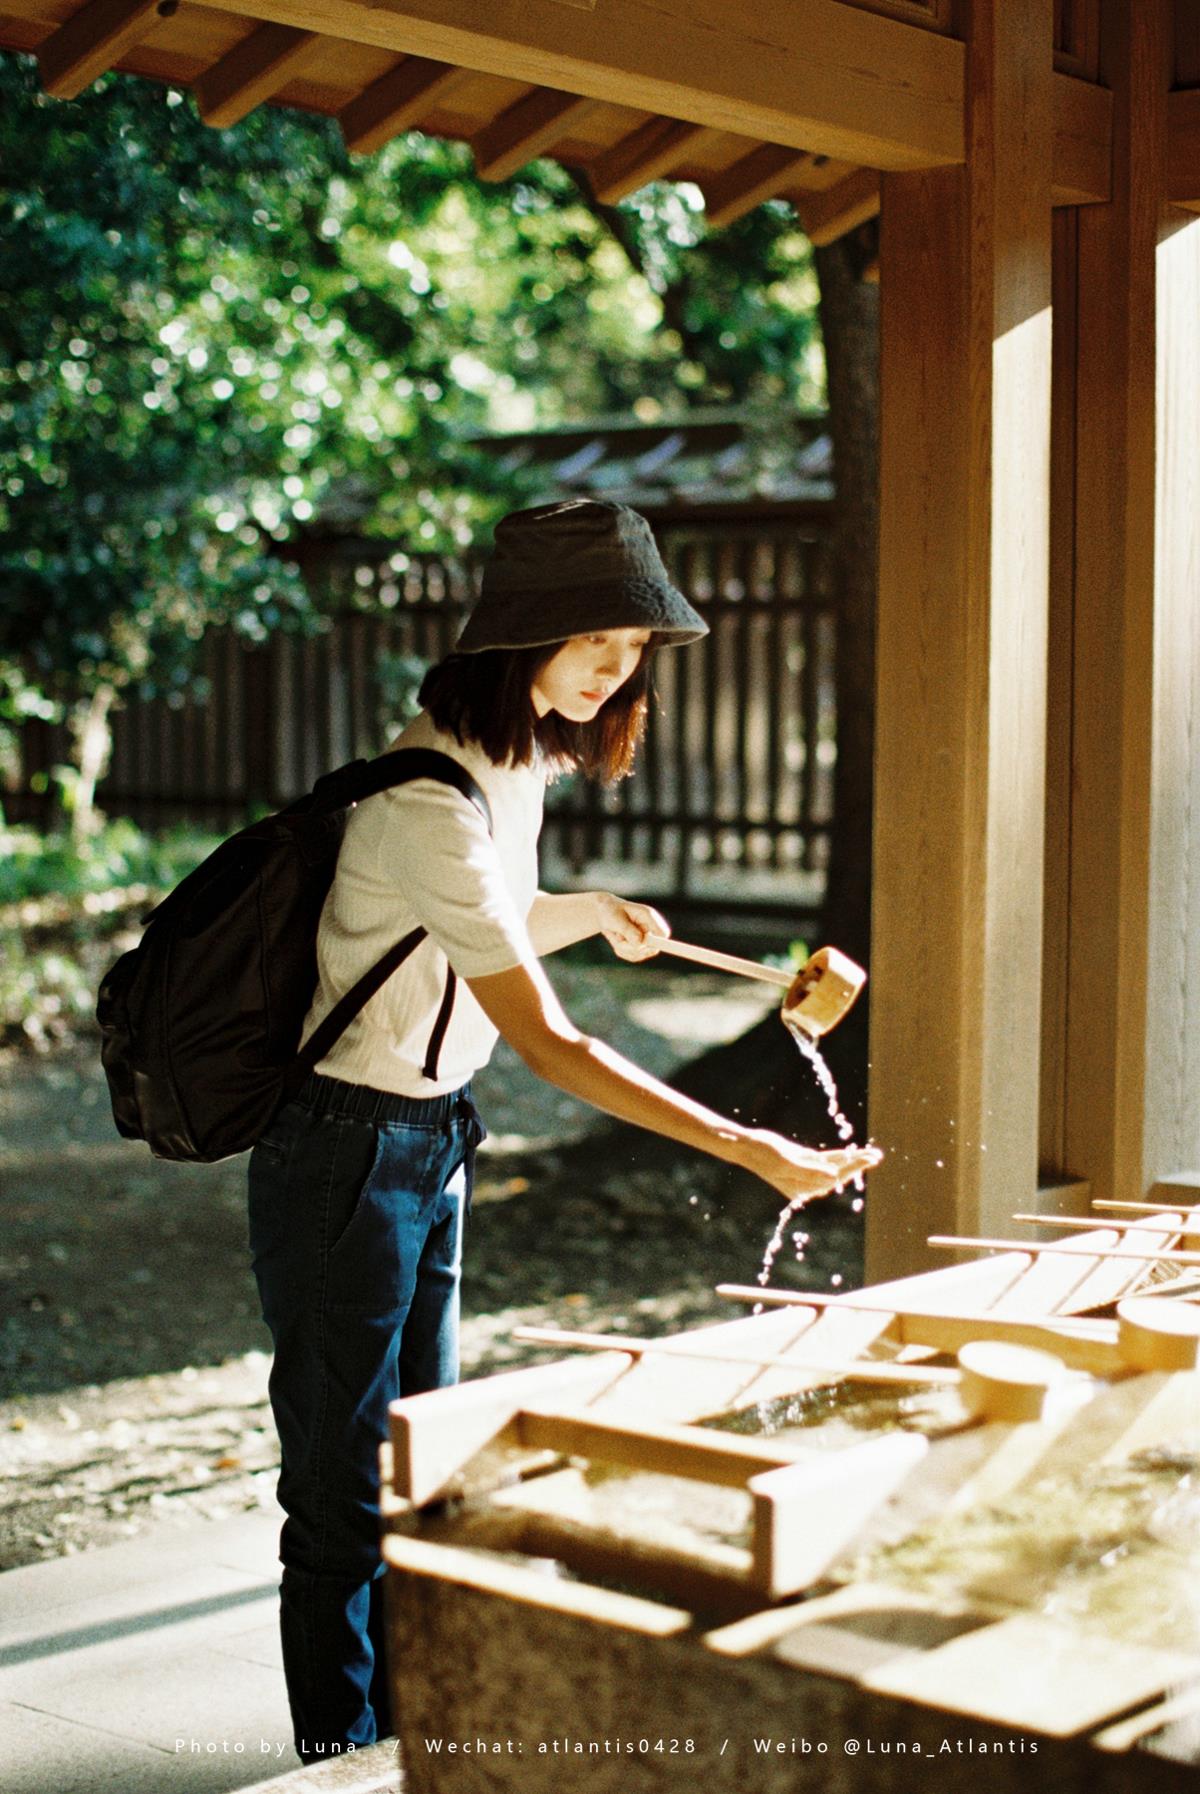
[36,0,163,99]
[702,144,815,230]
[794,167,880,245]
[586,117,713,207]
[1051,68,1112,204]
[471,86,598,183]
[339,55,470,157]
[195,21,319,127]
[190,0,967,172]
[1167,87,1200,213]
[867,0,1053,1280]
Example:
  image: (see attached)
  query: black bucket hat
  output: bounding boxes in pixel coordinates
[454,499,708,653]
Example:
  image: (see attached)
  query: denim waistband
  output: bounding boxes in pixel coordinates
[292,1071,474,1128]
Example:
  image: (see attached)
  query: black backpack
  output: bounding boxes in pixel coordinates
[96,748,492,1164]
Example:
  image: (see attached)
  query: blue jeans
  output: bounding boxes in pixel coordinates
[247,1072,486,1763]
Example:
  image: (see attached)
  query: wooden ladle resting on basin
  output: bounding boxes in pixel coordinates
[642,935,866,1040]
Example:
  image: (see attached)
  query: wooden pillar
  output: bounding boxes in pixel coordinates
[1143,211,1200,1189]
[1046,0,1189,1206]
[866,0,1053,1280]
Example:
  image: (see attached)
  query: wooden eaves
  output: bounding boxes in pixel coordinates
[1,0,1125,240]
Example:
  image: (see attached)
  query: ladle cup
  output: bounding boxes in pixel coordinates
[643,935,866,1039]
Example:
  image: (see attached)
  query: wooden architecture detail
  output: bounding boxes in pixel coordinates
[35,0,164,100]
[470,86,599,184]
[869,0,1054,1273]
[194,20,319,127]
[337,54,468,157]
[5,0,1116,249]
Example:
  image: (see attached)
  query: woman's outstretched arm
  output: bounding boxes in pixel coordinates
[526,890,668,958]
[467,958,880,1203]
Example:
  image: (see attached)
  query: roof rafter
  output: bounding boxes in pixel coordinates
[586,117,715,206]
[37,0,164,100]
[702,144,815,229]
[471,86,599,182]
[794,167,881,245]
[195,21,320,128]
[339,54,469,155]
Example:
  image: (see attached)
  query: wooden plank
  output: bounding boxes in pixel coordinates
[388,1354,632,1505]
[702,144,815,230]
[36,0,162,97]
[195,21,319,126]
[585,115,713,205]
[794,167,880,245]
[1167,87,1200,211]
[190,0,967,171]
[339,54,470,155]
[717,1280,1127,1372]
[928,1234,1200,1266]
[867,0,1053,1279]
[515,1407,816,1485]
[382,1531,693,1635]
[749,1433,929,1597]
[513,1326,960,1386]
[471,85,599,181]
[1010,1210,1185,1233]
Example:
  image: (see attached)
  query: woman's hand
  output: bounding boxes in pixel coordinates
[595,892,669,962]
[744,1130,883,1203]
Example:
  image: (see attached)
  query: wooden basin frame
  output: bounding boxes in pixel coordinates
[383,1233,1200,1788]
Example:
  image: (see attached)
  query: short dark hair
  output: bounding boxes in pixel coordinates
[417,642,657,783]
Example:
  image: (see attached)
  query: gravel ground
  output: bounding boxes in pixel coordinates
[0,957,865,1571]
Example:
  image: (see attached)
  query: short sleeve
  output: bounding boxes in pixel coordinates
[379,779,533,978]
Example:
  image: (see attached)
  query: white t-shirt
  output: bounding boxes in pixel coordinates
[301,709,546,1096]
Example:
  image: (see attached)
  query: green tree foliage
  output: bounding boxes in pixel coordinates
[0,54,823,756]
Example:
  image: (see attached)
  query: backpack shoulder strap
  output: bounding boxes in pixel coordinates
[284,750,495,1096]
[314,748,493,834]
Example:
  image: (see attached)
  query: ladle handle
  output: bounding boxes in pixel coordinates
[642,933,795,990]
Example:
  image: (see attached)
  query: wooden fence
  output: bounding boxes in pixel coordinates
[10,519,837,917]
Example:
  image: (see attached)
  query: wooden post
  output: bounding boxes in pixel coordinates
[1143,209,1200,1187]
[867,0,1053,1280]
[1050,0,1195,1207]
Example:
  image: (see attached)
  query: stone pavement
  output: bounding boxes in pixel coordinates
[0,1508,399,1794]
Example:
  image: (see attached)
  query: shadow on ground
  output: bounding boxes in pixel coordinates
[0,962,867,1569]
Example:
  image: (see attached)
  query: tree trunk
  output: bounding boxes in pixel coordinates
[67,684,116,846]
[662,230,881,1145]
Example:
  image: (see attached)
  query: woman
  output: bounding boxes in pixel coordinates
[248,498,880,1762]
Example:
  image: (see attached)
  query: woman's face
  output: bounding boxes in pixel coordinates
[531,628,651,721]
